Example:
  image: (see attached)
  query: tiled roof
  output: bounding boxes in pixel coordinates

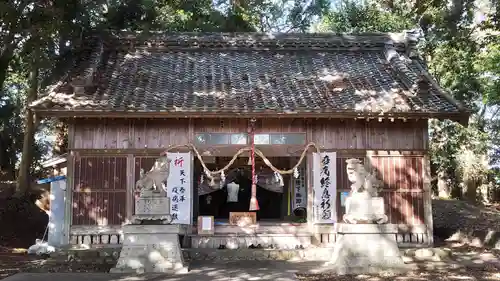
[31,32,468,119]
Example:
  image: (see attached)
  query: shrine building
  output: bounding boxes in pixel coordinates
[30,32,469,249]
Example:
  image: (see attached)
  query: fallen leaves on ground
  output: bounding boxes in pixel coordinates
[297,244,500,281]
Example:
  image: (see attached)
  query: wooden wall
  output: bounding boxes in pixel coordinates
[310,119,427,150]
[69,154,425,227]
[68,117,429,228]
[70,118,427,150]
[72,156,127,225]
[335,155,425,225]
[72,119,190,149]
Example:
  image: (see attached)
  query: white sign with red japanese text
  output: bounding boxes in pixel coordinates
[166,152,192,225]
[313,152,337,224]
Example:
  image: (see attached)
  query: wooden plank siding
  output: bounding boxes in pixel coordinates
[72,156,128,225]
[71,118,427,151]
[72,119,190,149]
[335,156,425,225]
[309,119,427,150]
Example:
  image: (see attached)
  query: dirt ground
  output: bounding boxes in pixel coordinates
[297,244,500,281]
[1,243,499,280]
[1,199,499,280]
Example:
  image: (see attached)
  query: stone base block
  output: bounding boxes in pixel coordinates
[325,224,410,275]
[110,224,188,274]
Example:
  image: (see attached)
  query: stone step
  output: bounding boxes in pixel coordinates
[183,248,333,261]
[189,234,313,249]
[49,247,332,263]
[48,246,450,264]
[49,247,120,263]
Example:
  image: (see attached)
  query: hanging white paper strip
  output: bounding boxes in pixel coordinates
[226,182,240,202]
[313,152,337,224]
[292,161,307,210]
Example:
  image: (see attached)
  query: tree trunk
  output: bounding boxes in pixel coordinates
[0,40,17,93]
[15,56,39,197]
[437,171,451,198]
[464,178,477,203]
[0,61,9,93]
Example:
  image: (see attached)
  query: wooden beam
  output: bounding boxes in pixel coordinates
[126,154,135,221]
[35,109,468,122]
[69,148,428,157]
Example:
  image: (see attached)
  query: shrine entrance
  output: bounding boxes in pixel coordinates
[190,154,312,249]
[193,156,302,222]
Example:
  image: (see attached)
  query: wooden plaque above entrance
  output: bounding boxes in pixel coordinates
[229,212,257,227]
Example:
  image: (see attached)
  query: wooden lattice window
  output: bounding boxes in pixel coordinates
[72,156,127,226]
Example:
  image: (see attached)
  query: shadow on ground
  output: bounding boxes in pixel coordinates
[2,249,500,281]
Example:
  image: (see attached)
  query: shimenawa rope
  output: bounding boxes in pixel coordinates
[161,142,322,181]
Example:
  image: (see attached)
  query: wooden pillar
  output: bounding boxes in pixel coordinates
[422,154,434,246]
[126,154,135,221]
[63,122,76,245]
[63,153,74,245]
[281,172,289,219]
[188,118,194,143]
[190,152,195,226]
[306,155,315,225]
[305,120,317,240]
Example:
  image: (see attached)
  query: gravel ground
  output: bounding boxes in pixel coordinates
[297,199,500,281]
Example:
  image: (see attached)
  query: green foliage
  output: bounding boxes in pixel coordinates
[319,1,414,32]
[0,0,330,190]
[324,0,500,202]
[2,0,496,201]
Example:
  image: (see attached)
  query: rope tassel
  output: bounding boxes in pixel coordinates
[249,118,259,211]
[249,184,259,211]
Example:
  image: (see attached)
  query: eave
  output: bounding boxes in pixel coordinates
[34,108,470,125]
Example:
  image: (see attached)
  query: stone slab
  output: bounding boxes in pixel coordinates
[110,224,188,274]
[135,197,170,216]
[190,233,312,249]
[343,196,388,223]
[337,223,398,234]
[119,224,186,234]
[346,196,385,217]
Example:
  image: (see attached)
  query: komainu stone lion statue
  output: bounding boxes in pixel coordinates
[343,158,388,224]
[135,156,171,196]
[345,158,380,197]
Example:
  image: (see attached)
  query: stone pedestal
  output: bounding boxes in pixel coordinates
[326,224,409,275]
[110,224,188,274]
[343,196,388,224]
[132,193,172,224]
